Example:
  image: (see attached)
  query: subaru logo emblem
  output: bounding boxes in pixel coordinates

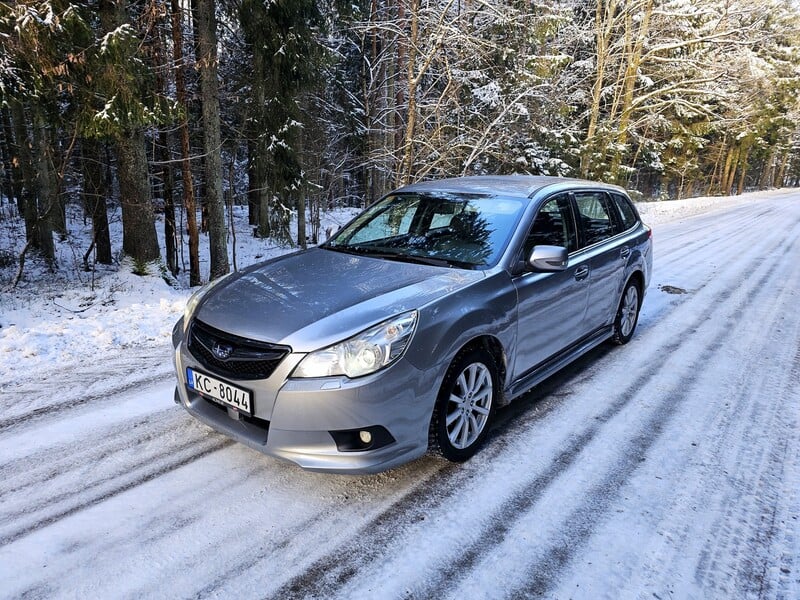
[212,342,234,360]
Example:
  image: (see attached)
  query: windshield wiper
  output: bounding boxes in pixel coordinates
[325,245,474,268]
[387,254,455,267]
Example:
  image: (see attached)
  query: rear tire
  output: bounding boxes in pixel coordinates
[429,348,498,462]
[612,278,641,345]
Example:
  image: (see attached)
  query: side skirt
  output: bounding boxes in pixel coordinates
[506,325,613,401]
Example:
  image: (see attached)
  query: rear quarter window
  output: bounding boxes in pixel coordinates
[611,193,638,231]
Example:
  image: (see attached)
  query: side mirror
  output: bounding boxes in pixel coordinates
[528,245,568,272]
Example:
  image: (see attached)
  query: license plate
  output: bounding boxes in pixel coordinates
[186,368,253,415]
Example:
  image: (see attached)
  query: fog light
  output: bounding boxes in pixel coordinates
[329,426,395,452]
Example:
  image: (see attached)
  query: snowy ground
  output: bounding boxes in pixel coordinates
[0,188,798,598]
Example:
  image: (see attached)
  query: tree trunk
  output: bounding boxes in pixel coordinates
[736,147,750,195]
[774,150,790,188]
[153,3,178,276]
[47,124,67,236]
[100,0,160,265]
[160,130,179,276]
[116,130,160,262]
[296,112,307,249]
[398,0,419,186]
[394,0,407,175]
[610,0,653,184]
[251,41,271,239]
[706,141,725,196]
[757,149,776,190]
[32,109,56,264]
[8,100,38,248]
[722,145,739,195]
[581,0,620,178]
[81,138,113,265]
[0,106,19,208]
[10,99,54,265]
[171,0,201,285]
[195,0,229,279]
[246,138,258,226]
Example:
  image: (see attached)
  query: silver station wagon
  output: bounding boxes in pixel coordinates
[172,176,652,473]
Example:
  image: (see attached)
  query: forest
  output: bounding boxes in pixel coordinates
[1,0,799,284]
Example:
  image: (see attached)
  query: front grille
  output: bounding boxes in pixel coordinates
[188,319,290,380]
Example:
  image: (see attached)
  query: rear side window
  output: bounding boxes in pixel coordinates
[574,192,616,246]
[611,193,638,231]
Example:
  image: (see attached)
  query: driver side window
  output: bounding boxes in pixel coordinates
[523,194,577,257]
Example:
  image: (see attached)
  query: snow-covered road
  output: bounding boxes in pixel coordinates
[1,191,799,599]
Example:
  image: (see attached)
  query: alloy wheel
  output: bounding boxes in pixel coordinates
[620,285,639,338]
[445,362,493,450]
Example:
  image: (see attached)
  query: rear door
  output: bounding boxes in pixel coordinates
[572,191,628,329]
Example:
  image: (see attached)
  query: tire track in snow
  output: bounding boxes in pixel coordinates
[267,200,798,600]
[490,208,800,599]
[688,278,800,597]
[0,408,180,494]
[440,207,800,599]
[190,466,450,598]
[0,431,209,530]
[0,369,174,433]
[0,437,233,547]
[597,242,800,600]
[649,202,769,263]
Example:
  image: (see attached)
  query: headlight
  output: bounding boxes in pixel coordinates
[182,272,234,331]
[292,311,418,379]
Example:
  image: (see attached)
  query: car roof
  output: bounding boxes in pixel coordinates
[396,175,625,200]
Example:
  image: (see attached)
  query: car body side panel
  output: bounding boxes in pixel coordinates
[617,226,652,297]
[580,241,628,327]
[511,265,590,380]
[403,270,518,393]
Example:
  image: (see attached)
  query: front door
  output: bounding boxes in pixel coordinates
[512,193,590,379]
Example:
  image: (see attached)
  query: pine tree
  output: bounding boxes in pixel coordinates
[239,0,323,243]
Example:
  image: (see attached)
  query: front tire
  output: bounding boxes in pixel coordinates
[612,278,641,345]
[429,348,498,462]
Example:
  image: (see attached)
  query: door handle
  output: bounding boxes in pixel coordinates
[574,265,590,281]
[620,247,631,260]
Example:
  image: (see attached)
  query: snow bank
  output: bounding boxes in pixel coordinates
[0,204,359,384]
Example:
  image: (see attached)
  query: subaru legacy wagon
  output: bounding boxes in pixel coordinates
[172,176,652,473]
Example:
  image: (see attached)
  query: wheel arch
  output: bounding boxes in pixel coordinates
[448,334,508,405]
[626,270,645,297]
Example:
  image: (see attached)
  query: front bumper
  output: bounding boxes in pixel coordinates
[172,335,438,474]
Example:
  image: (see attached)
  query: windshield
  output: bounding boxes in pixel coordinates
[323,192,526,269]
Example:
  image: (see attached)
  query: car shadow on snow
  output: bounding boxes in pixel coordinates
[488,342,614,444]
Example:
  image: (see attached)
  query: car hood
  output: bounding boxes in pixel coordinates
[195,248,484,351]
